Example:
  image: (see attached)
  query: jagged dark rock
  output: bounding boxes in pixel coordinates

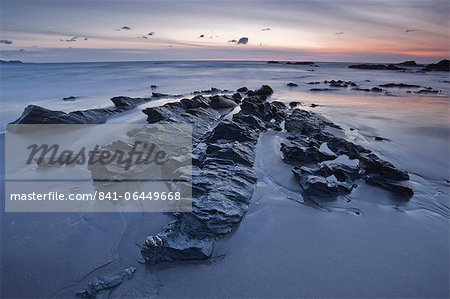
[10,105,117,125]
[232,92,242,101]
[415,89,441,94]
[364,175,414,198]
[254,85,274,96]
[422,59,450,72]
[111,96,150,109]
[359,153,409,181]
[141,228,213,264]
[209,95,238,109]
[326,80,356,88]
[180,95,210,109]
[395,60,421,67]
[237,86,248,92]
[280,109,412,201]
[141,85,291,264]
[281,140,336,164]
[349,64,406,71]
[379,83,421,88]
[62,96,78,101]
[76,267,136,298]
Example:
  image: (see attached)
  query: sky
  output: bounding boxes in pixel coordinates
[0,0,449,63]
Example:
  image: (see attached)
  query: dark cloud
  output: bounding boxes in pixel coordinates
[261,28,271,31]
[237,37,248,45]
[334,32,344,35]
[228,37,249,45]
[139,32,155,39]
[121,26,132,30]
[0,39,13,44]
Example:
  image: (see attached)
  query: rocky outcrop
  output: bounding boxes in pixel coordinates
[254,85,274,96]
[280,109,413,202]
[62,96,79,101]
[141,86,288,264]
[10,105,117,124]
[415,89,441,94]
[324,80,357,88]
[395,60,421,67]
[422,59,450,72]
[371,87,383,92]
[349,64,406,71]
[379,83,421,88]
[110,96,151,109]
[11,95,159,124]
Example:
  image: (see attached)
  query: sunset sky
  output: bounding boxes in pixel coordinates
[0,0,448,63]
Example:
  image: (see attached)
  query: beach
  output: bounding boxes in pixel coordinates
[1,61,449,298]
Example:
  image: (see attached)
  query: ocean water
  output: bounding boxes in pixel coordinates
[1,61,449,126]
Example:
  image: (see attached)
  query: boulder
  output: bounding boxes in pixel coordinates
[254,85,274,96]
[236,86,248,92]
[209,95,238,109]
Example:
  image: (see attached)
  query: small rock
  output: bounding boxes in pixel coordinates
[237,86,248,92]
[62,96,78,101]
[371,87,383,92]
